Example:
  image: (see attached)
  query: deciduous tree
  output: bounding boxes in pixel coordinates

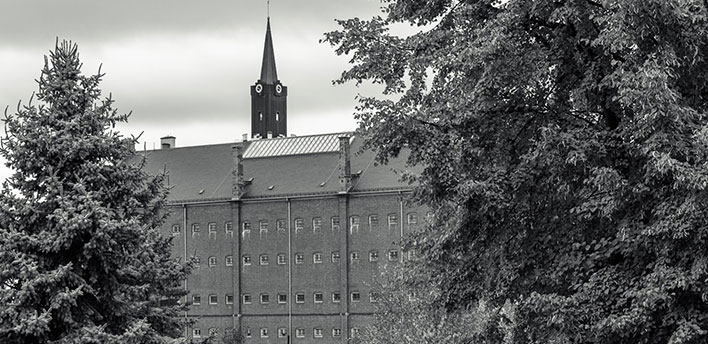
[325,1,708,342]
[0,40,190,344]
[358,265,512,344]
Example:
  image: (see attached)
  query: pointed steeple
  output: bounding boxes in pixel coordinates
[251,17,287,139]
[259,18,278,84]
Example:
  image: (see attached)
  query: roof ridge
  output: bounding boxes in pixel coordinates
[140,141,237,153]
[261,131,354,140]
[140,132,354,154]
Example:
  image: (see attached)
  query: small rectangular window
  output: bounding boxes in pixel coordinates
[314,328,323,338]
[370,292,379,303]
[388,250,399,261]
[260,328,268,338]
[312,217,322,234]
[331,216,340,231]
[225,221,233,236]
[333,328,342,338]
[245,328,251,338]
[295,253,304,264]
[388,214,399,231]
[407,212,418,225]
[192,294,201,305]
[276,219,286,233]
[351,328,360,338]
[259,220,268,239]
[369,250,379,262]
[208,222,217,238]
[295,293,305,303]
[349,216,359,234]
[332,292,341,303]
[351,292,360,302]
[193,256,200,268]
[225,255,233,266]
[368,215,379,231]
[208,256,217,267]
[314,292,323,303]
[242,294,252,304]
[226,294,234,304]
[277,254,286,265]
[209,294,217,305]
[313,252,322,264]
[350,251,360,262]
[260,254,269,265]
[278,328,287,338]
[193,328,201,338]
[278,293,287,304]
[294,218,304,233]
[191,223,200,236]
[242,222,251,239]
[171,224,180,235]
[407,250,416,261]
[242,255,251,266]
[331,251,340,263]
[296,328,305,338]
[260,294,269,304]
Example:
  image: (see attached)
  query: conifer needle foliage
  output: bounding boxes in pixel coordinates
[0,40,189,344]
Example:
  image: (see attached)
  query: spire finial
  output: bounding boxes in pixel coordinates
[267,0,270,18]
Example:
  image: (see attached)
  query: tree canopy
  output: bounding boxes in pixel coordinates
[358,265,509,344]
[325,0,708,342]
[0,40,189,344]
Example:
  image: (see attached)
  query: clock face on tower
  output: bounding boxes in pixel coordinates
[275,84,282,94]
[255,84,263,93]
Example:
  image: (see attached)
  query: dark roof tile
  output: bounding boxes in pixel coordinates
[135,134,415,202]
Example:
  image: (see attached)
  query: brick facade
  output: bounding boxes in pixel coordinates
[161,189,421,343]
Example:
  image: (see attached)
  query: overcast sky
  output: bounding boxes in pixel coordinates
[0,0,391,181]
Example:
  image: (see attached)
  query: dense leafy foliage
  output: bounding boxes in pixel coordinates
[325,0,708,342]
[0,41,189,344]
[358,265,511,344]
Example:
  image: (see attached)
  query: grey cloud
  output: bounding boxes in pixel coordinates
[0,0,383,47]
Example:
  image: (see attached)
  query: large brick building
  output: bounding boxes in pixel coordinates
[140,19,422,343]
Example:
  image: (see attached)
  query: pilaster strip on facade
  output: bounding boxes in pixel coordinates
[338,194,349,344]
[231,200,241,330]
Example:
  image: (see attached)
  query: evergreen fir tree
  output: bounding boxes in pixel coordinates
[0,40,190,343]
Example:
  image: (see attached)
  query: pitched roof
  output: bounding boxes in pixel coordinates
[135,133,416,202]
[259,18,278,84]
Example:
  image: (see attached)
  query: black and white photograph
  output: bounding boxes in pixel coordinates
[2,1,708,343]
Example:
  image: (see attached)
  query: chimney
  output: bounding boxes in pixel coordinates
[160,136,176,149]
[338,136,352,193]
[232,144,245,200]
[267,131,273,139]
[242,133,248,142]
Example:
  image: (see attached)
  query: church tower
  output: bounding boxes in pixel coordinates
[251,18,287,138]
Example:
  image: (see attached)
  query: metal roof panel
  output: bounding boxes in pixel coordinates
[242,132,352,158]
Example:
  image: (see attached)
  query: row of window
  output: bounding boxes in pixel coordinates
[172,212,424,237]
[195,249,407,268]
[192,291,379,306]
[193,327,358,339]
